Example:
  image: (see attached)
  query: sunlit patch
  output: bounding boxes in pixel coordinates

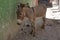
[46,6,60,20]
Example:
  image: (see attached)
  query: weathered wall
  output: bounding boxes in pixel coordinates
[0,0,19,40]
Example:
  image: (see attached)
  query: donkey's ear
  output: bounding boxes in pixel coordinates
[17,5,20,8]
[26,3,29,6]
[20,3,23,6]
[25,3,30,8]
[26,3,29,5]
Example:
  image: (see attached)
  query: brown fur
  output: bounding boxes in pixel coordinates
[17,3,47,36]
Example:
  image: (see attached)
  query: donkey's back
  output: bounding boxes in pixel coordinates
[34,4,47,17]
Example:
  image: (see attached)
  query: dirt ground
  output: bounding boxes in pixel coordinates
[9,18,60,40]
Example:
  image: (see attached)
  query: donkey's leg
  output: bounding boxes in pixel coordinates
[32,20,35,37]
[29,17,35,37]
[41,17,45,30]
[32,10,36,37]
[31,16,36,37]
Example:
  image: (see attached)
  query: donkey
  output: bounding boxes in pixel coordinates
[17,3,47,36]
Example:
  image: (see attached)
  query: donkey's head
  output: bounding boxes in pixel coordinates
[17,3,30,25]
